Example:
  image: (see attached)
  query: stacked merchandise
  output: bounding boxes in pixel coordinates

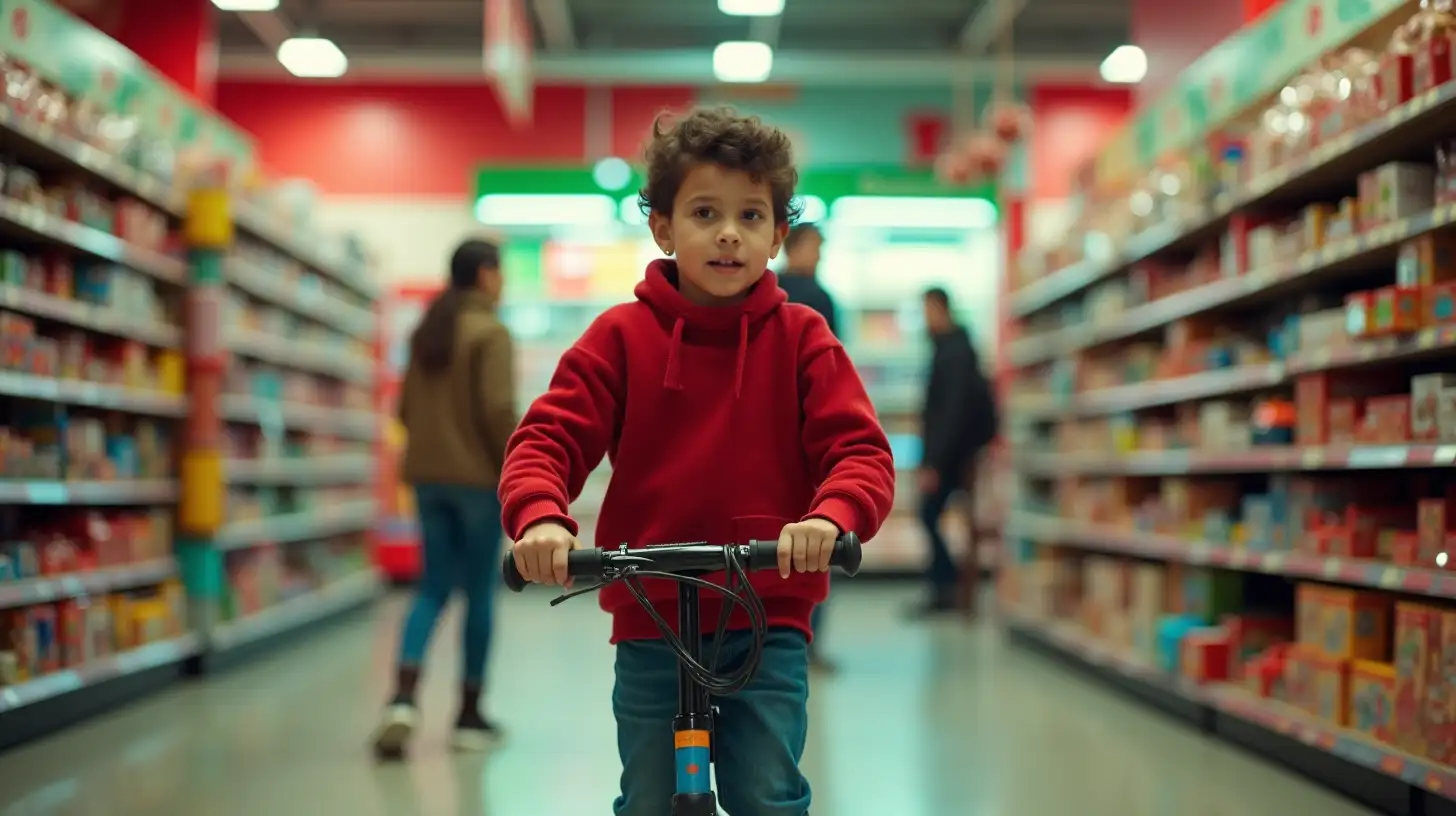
[211,200,378,644]
[0,52,196,726]
[0,4,381,750]
[1002,0,1456,808]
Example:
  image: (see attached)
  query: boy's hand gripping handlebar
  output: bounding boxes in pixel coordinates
[501,533,863,592]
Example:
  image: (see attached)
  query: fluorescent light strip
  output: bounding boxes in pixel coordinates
[713,41,774,83]
[212,0,280,9]
[1100,45,1146,84]
[718,0,785,15]
[829,196,998,230]
[277,37,349,79]
[475,194,618,227]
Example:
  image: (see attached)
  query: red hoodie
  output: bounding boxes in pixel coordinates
[500,260,897,644]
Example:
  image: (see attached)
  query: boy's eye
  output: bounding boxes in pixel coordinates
[742,210,764,221]
[693,207,715,219]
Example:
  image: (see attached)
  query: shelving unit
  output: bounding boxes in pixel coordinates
[0,0,382,751]
[1002,0,1456,812]
[178,174,380,675]
[0,85,194,749]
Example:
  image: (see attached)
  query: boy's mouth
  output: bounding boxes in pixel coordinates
[708,259,745,271]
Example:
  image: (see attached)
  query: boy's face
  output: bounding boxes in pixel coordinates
[650,163,788,306]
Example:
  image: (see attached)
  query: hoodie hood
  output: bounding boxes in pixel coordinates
[634,259,787,395]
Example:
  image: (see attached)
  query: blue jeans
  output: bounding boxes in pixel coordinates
[810,588,828,650]
[397,484,503,684]
[612,628,812,816]
[919,474,959,597]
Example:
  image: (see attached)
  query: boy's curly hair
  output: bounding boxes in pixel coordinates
[637,106,802,226]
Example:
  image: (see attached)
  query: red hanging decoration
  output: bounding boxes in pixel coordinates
[985,101,1033,145]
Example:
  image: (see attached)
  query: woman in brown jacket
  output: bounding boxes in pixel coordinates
[372,239,518,759]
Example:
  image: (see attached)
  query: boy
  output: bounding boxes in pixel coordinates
[502,107,896,816]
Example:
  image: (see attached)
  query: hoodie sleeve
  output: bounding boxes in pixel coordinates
[499,320,624,541]
[797,318,896,541]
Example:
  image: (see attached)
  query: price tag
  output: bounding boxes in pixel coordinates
[24,482,68,504]
[1348,446,1409,468]
[1420,330,1439,350]
[1436,445,1456,465]
[31,580,56,601]
[1302,448,1325,468]
[1262,552,1286,572]
[1323,558,1342,579]
[1381,567,1403,588]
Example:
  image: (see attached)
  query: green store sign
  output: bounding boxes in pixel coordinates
[474,164,997,207]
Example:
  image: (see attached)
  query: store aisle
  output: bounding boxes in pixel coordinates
[0,585,1373,816]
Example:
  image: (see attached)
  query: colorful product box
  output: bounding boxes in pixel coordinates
[1413,374,1456,441]
[1181,627,1233,684]
[1309,650,1351,727]
[1431,610,1456,764]
[1223,613,1294,680]
[1318,587,1391,662]
[1285,644,1321,717]
[1350,660,1397,745]
[1156,614,1203,674]
[1247,645,1290,698]
[1395,602,1441,756]
[1426,282,1456,326]
[1420,497,1456,569]
[1297,584,1327,647]
[1373,286,1423,335]
[1398,233,1456,287]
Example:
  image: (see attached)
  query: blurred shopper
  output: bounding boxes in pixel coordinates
[779,224,837,333]
[372,238,517,759]
[913,287,998,617]
[778,223,840,674]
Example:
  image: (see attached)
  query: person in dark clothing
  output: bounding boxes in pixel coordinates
[778,224,837,333]
[779,223,839,673]
[913,287,998,617]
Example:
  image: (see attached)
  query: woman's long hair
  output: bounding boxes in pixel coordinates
[410,239,501,373]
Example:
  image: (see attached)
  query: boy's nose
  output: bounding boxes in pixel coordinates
[717,228,740,245]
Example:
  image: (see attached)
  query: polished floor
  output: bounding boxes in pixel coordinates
[0,585,1374,816]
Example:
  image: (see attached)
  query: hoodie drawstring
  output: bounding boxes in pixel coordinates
[661,313,750,398]
[734,313,748,398]
[663,317,685,390]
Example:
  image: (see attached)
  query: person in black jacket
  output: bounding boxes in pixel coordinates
[778,224,837,333]
[914,287,998,616]
[778,223,839,672]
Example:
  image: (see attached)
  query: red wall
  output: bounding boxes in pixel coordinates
[1028,84,1134,200]
[214,82,694,197]
[219,79,1128,201]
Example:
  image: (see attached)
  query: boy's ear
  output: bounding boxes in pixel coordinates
[649,211,674,256]
[768,221,790,260]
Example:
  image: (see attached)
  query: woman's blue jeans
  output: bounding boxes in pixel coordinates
[396,484,504,684]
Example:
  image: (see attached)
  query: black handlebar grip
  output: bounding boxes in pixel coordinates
[502,549,528,592]
[501,547,609,592]
[746,532,863,577]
